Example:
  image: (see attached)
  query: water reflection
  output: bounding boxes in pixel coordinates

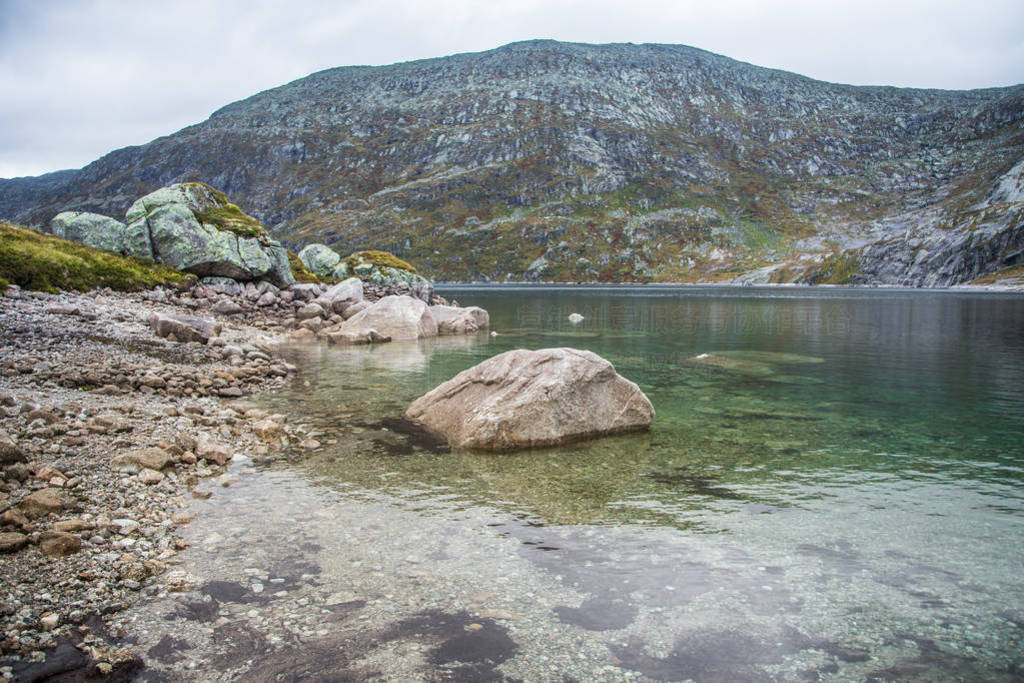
[217,286,1024,680]
[262,286,1024,530]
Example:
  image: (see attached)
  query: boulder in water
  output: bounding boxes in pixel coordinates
[405,347,654,450]
[333,295,437,342]
[430,305,489,335]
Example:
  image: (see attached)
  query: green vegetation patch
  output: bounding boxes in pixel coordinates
[0,222,193,294]
[805,250,861,285]
[344,250,418,274]
[970,261,1024,285]
[192,203,269,241]
[287,249,321,283]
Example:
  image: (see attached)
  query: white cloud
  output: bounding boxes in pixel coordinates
[1,0,1021,177]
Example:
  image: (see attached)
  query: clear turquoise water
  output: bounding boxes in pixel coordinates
[258,285,1024,679]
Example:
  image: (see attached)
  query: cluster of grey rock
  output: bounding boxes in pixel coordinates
[296,243,433,300]
[50,183,294,287]
[282,277,489,344]
[0,287,312,668]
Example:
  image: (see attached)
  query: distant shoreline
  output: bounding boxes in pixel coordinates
[434,281,1024,294]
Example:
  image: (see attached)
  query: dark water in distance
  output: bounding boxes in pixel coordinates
[255,285,1024,679]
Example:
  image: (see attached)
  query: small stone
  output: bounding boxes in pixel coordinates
[165,570,199,592]
[112,447,174,471]
[0,429,25,464]
[252,419,284,442]
[195,434,231,466]
[18,488,63,518]
[138,469,165,485]
[0,508,32,530]
[39,613,59,630]
[39,530,82,557]
[0,532,28,553]
[299,439,321,450]
[52,519,93,533]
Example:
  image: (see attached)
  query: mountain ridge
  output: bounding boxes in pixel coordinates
[2,39,1022,285]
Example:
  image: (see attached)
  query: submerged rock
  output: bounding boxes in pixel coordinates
[686,353,775,376]
[430,305,489,335]
[405,347,654,450]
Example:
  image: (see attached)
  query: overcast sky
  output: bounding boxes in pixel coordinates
[1,0,1022,179]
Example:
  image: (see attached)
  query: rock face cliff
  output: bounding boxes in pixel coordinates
[1,40,1021,285]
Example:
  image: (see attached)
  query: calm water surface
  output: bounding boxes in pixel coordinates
[155,286,1024,680]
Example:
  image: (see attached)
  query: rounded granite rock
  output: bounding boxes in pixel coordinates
[405,347,654,451]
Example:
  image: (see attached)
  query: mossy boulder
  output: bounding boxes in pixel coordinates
[297,243,341,278]
[50,211,126,253]
[342,250,417,275]
[124,183,294,287]
[334,249,432,296]
[287,249,320,283]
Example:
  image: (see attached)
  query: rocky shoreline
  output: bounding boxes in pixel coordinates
[0,277,446,679]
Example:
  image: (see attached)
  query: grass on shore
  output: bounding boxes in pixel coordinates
[0,221,194,293]
[970,261,1024,285]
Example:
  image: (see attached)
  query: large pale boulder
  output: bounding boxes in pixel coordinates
[334,295,437,342]
[323,277,364,314]
[123,183,294,286]
[297,244,341,279]
[429,305,489,335]
[50,211,126,253]
[404,348,654,451]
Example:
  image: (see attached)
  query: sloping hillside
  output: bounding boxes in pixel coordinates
[2,40,1022,285]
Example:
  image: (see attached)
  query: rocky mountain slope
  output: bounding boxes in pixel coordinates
[2,40,1022,285]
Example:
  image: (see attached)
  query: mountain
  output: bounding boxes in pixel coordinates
[2,40,1022,285]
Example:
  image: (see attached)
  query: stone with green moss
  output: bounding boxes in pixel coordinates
[123,183,293,286]
[287,249,321,283]
[344,250,417,274]
[297,244,341,278]
[50,212,126,254]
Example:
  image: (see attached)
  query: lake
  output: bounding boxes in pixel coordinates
[129,285,1024,680]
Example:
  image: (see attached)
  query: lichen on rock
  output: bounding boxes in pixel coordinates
[123,183,294,287]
